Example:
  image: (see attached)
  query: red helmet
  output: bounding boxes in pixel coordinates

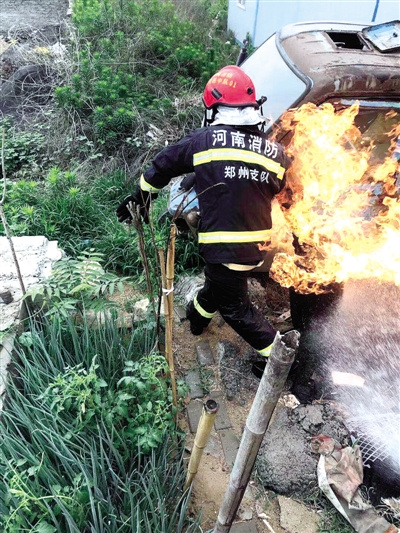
[203,65,257,109]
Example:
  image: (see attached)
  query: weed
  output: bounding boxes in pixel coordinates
[0,118,48,176]
[0,315,199,532]
[26,249,130,317]
[318,508,355,532]
[55,0,239,151]
[198,366,215,395]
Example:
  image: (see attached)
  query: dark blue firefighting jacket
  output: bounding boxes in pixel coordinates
[140,124,289,264]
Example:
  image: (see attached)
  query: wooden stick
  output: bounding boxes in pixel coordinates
[158,248,168,355]
[166,223,177,407]
[127,202,157,322]
[0,127,26,298]
[213,331,300,533]
[160,224,178,408]
[184,399,219,491]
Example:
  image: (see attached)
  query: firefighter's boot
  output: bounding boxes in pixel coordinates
[251,359,267,379]
[186,300,210,336]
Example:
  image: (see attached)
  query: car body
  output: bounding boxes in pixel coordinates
[239,20,400,270]
[239,21,400,418]
[240,19,400,137]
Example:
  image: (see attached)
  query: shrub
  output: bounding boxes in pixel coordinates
[27,249,131,317]
[0,118,47,176]
[55,0,239,151]
[2,167,105,255]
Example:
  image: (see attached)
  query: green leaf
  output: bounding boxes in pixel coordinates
[70,283,94,294]
[27,465,39,476]
[33,521,57,533]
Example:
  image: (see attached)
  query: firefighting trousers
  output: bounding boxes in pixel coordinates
[187,263,276,356]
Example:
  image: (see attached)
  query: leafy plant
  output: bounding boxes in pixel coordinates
[109,355,174,453]
[37,356,107,427]
[0,315,199,532]
[54,0,238,151]
[26,249,130,317]
[37,351,175,454]
[0,118,47,176]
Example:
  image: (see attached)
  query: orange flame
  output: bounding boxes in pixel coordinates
[270,102,400,294]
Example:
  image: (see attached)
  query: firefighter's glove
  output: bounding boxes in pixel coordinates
[116,188,157,224]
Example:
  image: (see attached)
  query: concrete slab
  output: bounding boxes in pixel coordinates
[278,495,319,533]
[196,340,215,366]
[230,520,258,532]
[0,333,14,410]
[204,434,224,459]
[184,368,204,399]
[0,0,70,34]
[187,400,204,433]
[211,391,232,430]
[0,236,63,411]
[219,429,240,468]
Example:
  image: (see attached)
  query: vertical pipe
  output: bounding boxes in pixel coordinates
[371,0,380,22]
[213,330,299,533]
[165,223,178,407]
[252,0,260,48]
[184,399,219,491]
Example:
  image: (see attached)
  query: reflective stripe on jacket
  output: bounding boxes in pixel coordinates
[141,124,289,264]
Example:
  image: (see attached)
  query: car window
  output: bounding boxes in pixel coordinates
[343,101,400,165]
[241,35,307,125]
[276,100,400,162]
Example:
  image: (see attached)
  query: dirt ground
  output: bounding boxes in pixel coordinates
[172,277,310,533]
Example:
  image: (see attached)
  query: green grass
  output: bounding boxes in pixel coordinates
[0,315,200,532]
[0,2,233,527]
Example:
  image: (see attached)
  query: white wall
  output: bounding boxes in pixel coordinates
[228,0,400,47]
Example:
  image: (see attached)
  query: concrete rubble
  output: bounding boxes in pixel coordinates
[0,236,63,408]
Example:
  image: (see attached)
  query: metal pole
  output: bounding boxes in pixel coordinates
[213,330,299,533]
[184,399,219,491]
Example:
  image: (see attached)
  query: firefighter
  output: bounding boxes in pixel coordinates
[116,65,290,374]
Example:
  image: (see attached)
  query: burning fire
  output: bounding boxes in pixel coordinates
[270,102,400,294]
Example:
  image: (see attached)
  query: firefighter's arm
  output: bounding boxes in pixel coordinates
[116,133,196,224]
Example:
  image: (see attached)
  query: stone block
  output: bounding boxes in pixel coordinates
[0,236,63,412]
[230,520,258,532]
[174,305,187,322]
[219,429,240,468]
[187,400,204,433]
[184,368,204,399]
[196,340,214,366]
[0,291,13,304]
[0,333,14,410]
[211,391,232,430]
[204,434,223,459]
